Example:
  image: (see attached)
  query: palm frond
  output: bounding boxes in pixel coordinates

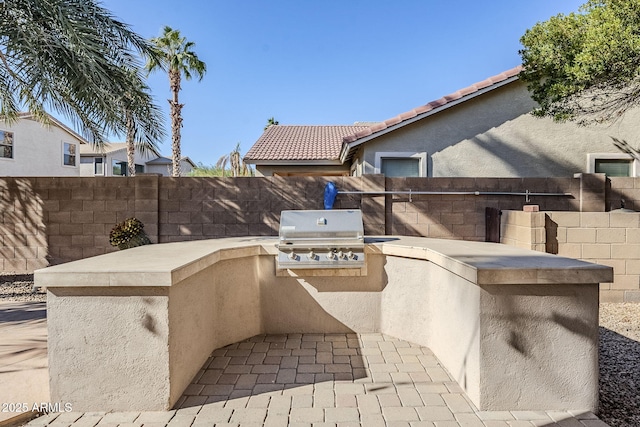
[0,0,163,145]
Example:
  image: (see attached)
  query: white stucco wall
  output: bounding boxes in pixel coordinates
[357,81,640,177]
[0,117,84,177]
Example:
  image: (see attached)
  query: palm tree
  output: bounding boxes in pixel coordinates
[216,143,251,177]
[0,0,164,147]
[264,117,279,130]
[147,26,206,177]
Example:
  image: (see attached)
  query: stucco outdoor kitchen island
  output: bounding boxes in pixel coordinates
[35,236,612,413]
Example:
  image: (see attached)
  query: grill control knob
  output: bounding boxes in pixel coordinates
[337,250,344,259]
[346,251,355,260]
[308,250,316,260]
[288,251,297,260]
[327,251,336,260]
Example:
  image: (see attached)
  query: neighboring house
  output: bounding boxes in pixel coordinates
[145,156,196,176]
[246,66,640,178]
[80,143,160,176]
[0,113,198,178]
[80,143,196,177]
[0,112,88,176]
[244,125,370,176]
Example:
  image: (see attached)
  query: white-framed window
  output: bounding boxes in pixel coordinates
[587,153,637,177]
[63,142,77,167]
[94,157,104,175]
[0,130,14,159]
[374,152,427,177]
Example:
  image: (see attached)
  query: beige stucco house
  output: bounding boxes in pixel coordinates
[0,113,87,176]
[246,66,640,178]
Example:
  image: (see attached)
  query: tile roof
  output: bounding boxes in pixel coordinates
[245,66,523,164]
[146,156,172,165]
[244,125,371,162]
[341,65,523,147]
[147,156,197,167]
[79,142,164,161]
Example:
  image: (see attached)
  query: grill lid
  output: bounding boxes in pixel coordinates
[277,209,365,269]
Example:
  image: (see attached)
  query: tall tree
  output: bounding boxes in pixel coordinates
[147,26,206,177]
[0,0,164,146]
[264,117,279,130]
[216,143,251,177]
[519,0,640,124]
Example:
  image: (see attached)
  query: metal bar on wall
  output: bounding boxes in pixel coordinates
[337,189,573,203]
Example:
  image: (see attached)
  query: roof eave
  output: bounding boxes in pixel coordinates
[244,159,344,166]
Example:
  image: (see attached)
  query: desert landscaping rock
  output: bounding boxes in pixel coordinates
[0,274,45,303]
[599,303,640,427]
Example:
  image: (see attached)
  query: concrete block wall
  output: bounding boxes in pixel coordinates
[607,177,640,211]
[502,210,640,303]
[0,175,386,272]
[387,177,579,241]
[157,175,386,243]
[0,176,156,272]
[0,178,47,272]
[500,210,547,252]
[0,173,631,282]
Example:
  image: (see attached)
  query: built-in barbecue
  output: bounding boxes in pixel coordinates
[276,209,365,270]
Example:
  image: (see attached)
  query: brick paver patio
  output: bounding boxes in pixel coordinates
[27,333,608,427]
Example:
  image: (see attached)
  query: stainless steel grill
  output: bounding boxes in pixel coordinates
[276,209,365,269]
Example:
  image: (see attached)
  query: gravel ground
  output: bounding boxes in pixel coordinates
[0,274,46,302]
[599,303,640,427]
[0,274,638,425]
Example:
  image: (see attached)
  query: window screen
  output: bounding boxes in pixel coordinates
[595,159,632,177]
[381,158,420,177]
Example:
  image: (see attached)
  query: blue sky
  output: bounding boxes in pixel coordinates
[96,0,586,167]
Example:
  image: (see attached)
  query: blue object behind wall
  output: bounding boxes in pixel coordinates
[324,182,338,209]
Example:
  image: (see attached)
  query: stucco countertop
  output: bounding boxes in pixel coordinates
[34,236,613,288]
[371,236,613,285]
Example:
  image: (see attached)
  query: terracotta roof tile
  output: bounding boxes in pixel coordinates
[244,125,370,162]
[413,105,431,115]
[368,123,387,132]
[398,110,417,121]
